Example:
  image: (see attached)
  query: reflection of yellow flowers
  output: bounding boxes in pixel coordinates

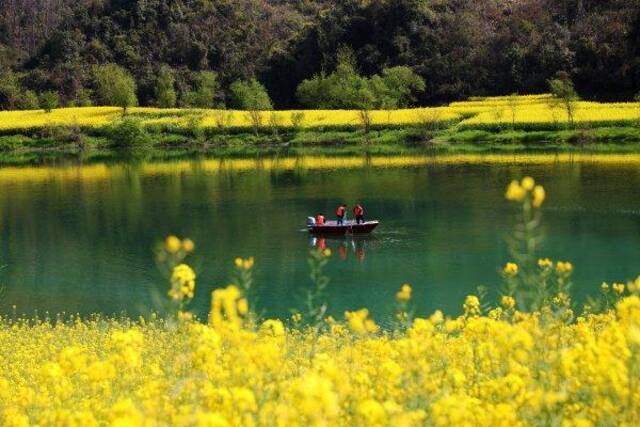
[165,235,182,253]
[169,264,196,300]
[323,248,332,257]
[396,284,412,302]
[503,262,519,277]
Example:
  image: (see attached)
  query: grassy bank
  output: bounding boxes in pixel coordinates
[0,94,639,157]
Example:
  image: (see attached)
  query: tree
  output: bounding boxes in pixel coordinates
[39,91,59,113]
[0,70,23,110]
[229,79,273,134]
[184,71,219,108]
[21,90,39,110]
[548,73,580,126]
[155,66,176,108]
[94,64,138,115]
[377,66,425,108]
[297,49,425,112]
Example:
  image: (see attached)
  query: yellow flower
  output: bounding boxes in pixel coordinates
[532,185,546,208]
[505,180,526,202]
[169,264,196,300]
[613,283,625,295]
[503,262,519,277]
[345,309,379,334]
[601,282,609,291]
[463,295,481,317]
[322,248,332,257]
[182,238,195,253]
[235,257,254,270]
[237,298,249,315]
[260,319,285,337]
[165,235,182,253]
[556,261,573,275]
[538,258,553,269]
[501,295,516,309]
[243,257,254,270]
[395,283,412,302]
[521,176,535,191]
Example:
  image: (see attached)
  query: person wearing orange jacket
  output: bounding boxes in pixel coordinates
[315,213,325,225]
[353,204,364,224]
[336,204,347,225]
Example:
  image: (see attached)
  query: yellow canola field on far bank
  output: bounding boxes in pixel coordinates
[0,94,637,132]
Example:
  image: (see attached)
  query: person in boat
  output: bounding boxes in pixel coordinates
[336,204,347,225]
[315,213,325,225]
[353,204,364,224]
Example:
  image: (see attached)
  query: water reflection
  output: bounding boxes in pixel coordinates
[309,235,376,263]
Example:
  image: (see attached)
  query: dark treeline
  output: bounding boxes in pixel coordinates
[0,0,639,109]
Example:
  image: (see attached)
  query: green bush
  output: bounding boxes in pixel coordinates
[108,118,150,148]
[39,91,59,113]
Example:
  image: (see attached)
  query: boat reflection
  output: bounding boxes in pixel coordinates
[308,235,378,263]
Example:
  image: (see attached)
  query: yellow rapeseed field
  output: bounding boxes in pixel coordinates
[0,94,637,133]
[2,178,640,426]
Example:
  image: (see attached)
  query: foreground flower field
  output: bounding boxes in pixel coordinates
[2,178,640,426]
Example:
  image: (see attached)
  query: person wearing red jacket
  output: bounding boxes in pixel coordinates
[336,204,347,225]
[353,204,364,224]
[315,213,325,225]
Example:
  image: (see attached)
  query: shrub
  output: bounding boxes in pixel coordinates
[94,64,138,114]
[108,117,150,148]
[183,71,219,108]
[230,79,273,134]
[21,90,40,110]
[39,91,59,113]
[155,66,177,108]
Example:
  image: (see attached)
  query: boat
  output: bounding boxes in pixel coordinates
[307,220,379,235]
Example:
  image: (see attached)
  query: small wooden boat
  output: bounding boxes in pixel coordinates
[308,220,379,235]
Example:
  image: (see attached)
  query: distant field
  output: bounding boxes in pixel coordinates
[0,94,637,134]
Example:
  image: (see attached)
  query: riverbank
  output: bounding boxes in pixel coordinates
[0,94,639,159]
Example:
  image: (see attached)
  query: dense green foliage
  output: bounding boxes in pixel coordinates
[0,0,639,109]
[155,66,177,108]
[94,64,138,114]
[38,91,59,113]
[297,47,425,110]
[229,79,273,111]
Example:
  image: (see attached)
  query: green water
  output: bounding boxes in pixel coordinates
[1,154,639,322]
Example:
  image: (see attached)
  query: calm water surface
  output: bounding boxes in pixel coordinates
[1,153,640,321]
